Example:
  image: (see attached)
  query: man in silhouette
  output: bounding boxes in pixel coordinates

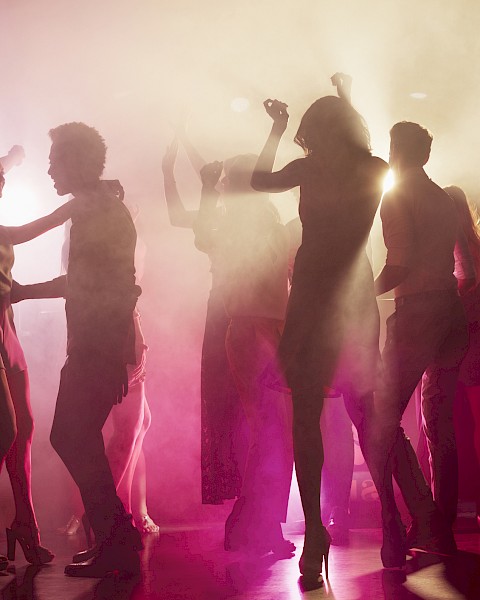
[16,123,141,577]
[373,121,470,567]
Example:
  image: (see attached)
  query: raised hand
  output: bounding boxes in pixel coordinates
[331,72,352,103]
[200,161,223,189]
[8,145,25,166]
[162,138,179,174]
[263,99,289,133]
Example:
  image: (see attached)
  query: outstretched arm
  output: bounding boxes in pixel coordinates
[4,201,74,246]
[251,99,300,193]
[11,275,67,303]
[162,139,198,228]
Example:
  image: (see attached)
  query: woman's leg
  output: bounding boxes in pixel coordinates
[107,382,144,512]
[320,394,353,537]
[4,370,36,529]
[0,368,16,471]
[130,399,152,517]
[292,386,325,541]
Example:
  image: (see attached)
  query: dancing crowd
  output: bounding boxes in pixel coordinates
[0,73,479,588]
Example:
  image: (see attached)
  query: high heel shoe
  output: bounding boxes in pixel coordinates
[57,515,81,536]
[299,526,331,588]
[6,525,54,565]
[381,515,407,570]
[327,506,350,545]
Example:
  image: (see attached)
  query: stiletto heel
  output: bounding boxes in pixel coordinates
[299,525,331,587]
[6,525,54,565]
[6,528,15,561]
[324,542,329,579]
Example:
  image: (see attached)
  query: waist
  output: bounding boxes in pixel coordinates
[395,289,459,308]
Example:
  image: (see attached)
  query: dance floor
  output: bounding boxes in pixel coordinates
[1,522,479,600]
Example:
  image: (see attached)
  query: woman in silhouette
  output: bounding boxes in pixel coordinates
[0,146,73,567]
[251,75,388,585]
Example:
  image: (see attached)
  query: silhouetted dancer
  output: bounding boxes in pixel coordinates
[12,123,142,578]
[373,122,470,568]
[251,75,388,586]
[162,136,244,505]
[0,145,73,569]
[195,156,294,555]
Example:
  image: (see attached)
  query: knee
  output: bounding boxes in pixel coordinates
[1,423,17,457]
[142,404,152,433]
[14,412,34,443]
[109,426,138,454]
[50,424,74,461]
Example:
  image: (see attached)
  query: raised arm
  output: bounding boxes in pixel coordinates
[193,161,222,253]
[251,99,301,193]
[4,201,74,246]
[330,72,352,104]
[162,139,198,228]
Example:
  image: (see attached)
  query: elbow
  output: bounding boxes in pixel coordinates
[250,172,264,191]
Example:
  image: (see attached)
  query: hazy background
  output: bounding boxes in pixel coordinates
[0,0,478,531]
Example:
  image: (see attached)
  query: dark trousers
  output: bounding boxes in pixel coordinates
[369,291,468,527]
[50,354,127,542]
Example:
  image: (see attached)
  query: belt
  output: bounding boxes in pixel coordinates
[395,289,458,308]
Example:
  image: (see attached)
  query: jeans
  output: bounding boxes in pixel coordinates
[370,291,468,526]
[50,354,127,542]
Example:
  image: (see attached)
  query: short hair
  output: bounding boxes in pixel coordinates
[49,122,107,180]
[390,121,432,167]
[294,96,371,158]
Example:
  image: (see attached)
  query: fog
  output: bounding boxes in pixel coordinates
[0,0,479,529]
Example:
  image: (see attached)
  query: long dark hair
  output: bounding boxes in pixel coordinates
[294,96,371,164]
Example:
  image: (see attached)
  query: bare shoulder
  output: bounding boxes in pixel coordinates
[368,155,389,176]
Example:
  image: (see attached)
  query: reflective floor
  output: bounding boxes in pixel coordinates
[1,524,479,600]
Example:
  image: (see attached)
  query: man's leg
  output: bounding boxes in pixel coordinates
[50,356,140,576]
[421,298,468,526]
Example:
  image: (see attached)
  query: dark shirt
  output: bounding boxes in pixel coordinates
[65,186,139,364]
[381,168,460,297]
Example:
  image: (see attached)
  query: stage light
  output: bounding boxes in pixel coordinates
[0,181,41,224]
[230,97,250,112]
[383,169,395,194]
[409,92,427,100]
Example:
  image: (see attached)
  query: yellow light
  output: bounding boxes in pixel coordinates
[383,169,395,194]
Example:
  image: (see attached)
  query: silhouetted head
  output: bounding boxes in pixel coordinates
[294,96,371,160]
[222,154,258,194]
[389,121,432,171]
[48,122,107,195]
